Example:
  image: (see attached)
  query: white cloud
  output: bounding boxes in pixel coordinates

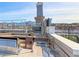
[0,8,36,16]
[0,8,36,21]
[44,8,79,23]
[44,8,79,15]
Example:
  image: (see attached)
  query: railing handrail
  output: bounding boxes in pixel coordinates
[47,33,79,57]
[50,34,79,49]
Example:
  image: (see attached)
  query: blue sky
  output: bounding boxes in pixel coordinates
[0,2,36,23]
[0,2,79,23]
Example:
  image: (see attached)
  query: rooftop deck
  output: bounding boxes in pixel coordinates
[0,32,79,57]
[0,40,54,57]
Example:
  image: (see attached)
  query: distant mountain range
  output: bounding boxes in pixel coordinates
[14,21,35,26]
[25,21,35,26]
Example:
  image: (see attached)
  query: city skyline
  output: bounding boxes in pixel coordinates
[0,2,79,23]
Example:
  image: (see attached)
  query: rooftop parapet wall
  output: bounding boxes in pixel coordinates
[47,33,79,57]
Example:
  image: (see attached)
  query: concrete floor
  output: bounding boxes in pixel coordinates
[0,41,55,57]
[0,42,42,57]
